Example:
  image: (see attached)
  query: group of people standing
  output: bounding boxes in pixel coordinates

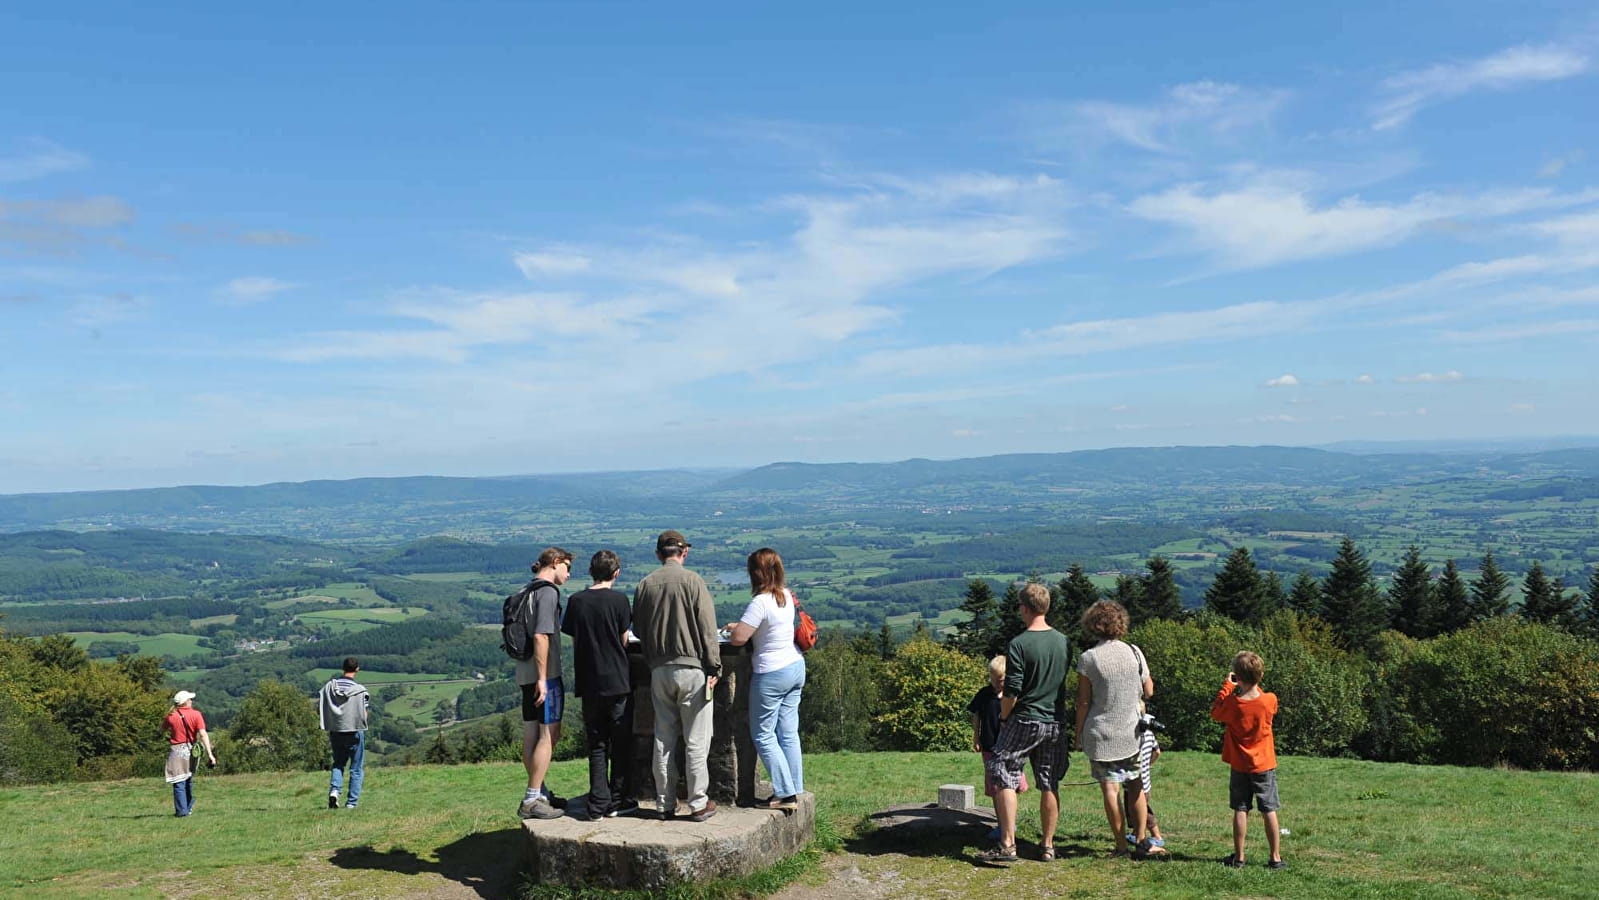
[512,530,807,822]
[976,589,1285,869]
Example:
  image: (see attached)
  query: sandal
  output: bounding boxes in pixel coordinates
[976,844,1019,863]
[1040,845,1057,862]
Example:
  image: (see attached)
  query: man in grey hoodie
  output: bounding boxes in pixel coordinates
[319,657,370,809]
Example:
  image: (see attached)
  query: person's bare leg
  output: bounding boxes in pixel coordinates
[994,787,1018,849]
[1039,789,1059,850]
[1263,809,1282,861]
[1128,787,1148,845]
[526,722,552,791]
[1232,809,1249,862]
[1100,781,1125,850]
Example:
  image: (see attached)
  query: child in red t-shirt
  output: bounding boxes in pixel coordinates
[1209,651,1284,870]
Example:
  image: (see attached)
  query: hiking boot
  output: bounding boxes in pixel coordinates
[1221,855,1246,869]
[686,800,717,822]
[518,796,562,820]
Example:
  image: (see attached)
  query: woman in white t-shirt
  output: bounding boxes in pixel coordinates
[724,547,806,809]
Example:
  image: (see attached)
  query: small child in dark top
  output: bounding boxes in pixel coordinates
[967,655,1029,810]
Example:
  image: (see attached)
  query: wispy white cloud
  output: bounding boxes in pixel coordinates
[0,139,89,183]
[1395,370,1465,383]
[219,276,297,305]
[1441,320,1599,343]
[1040,81,1288,153]
[274,171,1070,387]
[1372,43,1590,130]
[514,250,592,278]
[70,293,146,329]
[1355,374,1376,384]
[1129,178,1598,270]
[1264,373,1300,387]
[1538,150,1585,178]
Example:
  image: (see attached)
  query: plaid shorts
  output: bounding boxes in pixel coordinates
[986,718,1068,792]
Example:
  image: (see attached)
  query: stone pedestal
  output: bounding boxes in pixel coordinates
[523,793,815,890]
[627,639,757,806]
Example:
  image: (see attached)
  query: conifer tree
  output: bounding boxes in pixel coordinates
[1321,537,1385,652]
[878,619,895,661]
[1140,556,1185,621]
[1205,547,1268,624]
[1111,574,1147,626]
[1286,570,1322,617]
[1263,570,1287,615]
[995,581,1026,648]
[1052,564,1099,641]
[1388,545,1438,638]
[1433,558,1471,634]
[950,578,1000,659]
[1521,563,1577,628]
[1519,561,1554,620]
[425,729,455,765]
[1578,568,1599,640]
[1469,551,1511,621]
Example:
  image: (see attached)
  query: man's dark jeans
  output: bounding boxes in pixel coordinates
[583,692,635,814]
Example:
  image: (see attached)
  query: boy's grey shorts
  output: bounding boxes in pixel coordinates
[1229,768,1280,812]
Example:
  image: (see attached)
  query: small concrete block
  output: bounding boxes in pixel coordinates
[937,784,975,810]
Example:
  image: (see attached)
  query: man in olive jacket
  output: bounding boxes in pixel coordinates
[632,530,722,822]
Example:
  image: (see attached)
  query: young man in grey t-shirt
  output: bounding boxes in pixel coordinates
[516,546,574,820]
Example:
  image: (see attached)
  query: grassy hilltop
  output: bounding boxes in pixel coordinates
[2,751,1594,900]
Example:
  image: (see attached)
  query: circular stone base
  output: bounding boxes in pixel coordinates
[523,794,816,890]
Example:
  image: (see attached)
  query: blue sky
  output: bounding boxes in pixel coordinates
[3,1,1597,493]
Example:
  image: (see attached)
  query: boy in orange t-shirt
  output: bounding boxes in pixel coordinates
[1209,650,1284,870]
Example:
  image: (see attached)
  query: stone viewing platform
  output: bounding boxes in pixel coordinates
[522,793,816,890]
[523,638,816,889]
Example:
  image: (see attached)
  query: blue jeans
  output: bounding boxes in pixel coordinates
[171,777,194,816]
[329,731,366,807]
[751,658,805,798]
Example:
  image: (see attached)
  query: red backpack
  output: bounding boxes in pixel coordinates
[791,590,818,652]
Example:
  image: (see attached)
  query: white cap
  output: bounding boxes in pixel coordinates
[172,690,196,705]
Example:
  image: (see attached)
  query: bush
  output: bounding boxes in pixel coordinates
[1128,615,1250,752]
[219,680,326,773]
[871,639,984,751]
[799,641,882,752]
[1387,618,1599,770]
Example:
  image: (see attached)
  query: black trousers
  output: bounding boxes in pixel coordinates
[583,692,635,812]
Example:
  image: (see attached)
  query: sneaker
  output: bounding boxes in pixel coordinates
[344,804,357,810]
[1125,832,1136,848]
[518,796,562,820]
[657,801,678,821]
[329,793,339,810]
[686,800,718,822]
[1221,856,1246,869]
[1267,859,1288,870]
[605,799,640,818]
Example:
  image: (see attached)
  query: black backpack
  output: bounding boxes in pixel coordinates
[501,578,554,661]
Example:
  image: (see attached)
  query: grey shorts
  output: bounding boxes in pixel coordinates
[986,718,1068,793]
[1229,768,1281,812]
[1090,755,1141,784]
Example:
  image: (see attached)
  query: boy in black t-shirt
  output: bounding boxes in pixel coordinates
[968,654,1029,839]
[561,550,638,818]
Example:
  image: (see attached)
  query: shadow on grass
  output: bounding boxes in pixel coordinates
[841,804,1099,867]
[329,828,523,899]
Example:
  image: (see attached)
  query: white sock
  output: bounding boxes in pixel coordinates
[523,788,541,802]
